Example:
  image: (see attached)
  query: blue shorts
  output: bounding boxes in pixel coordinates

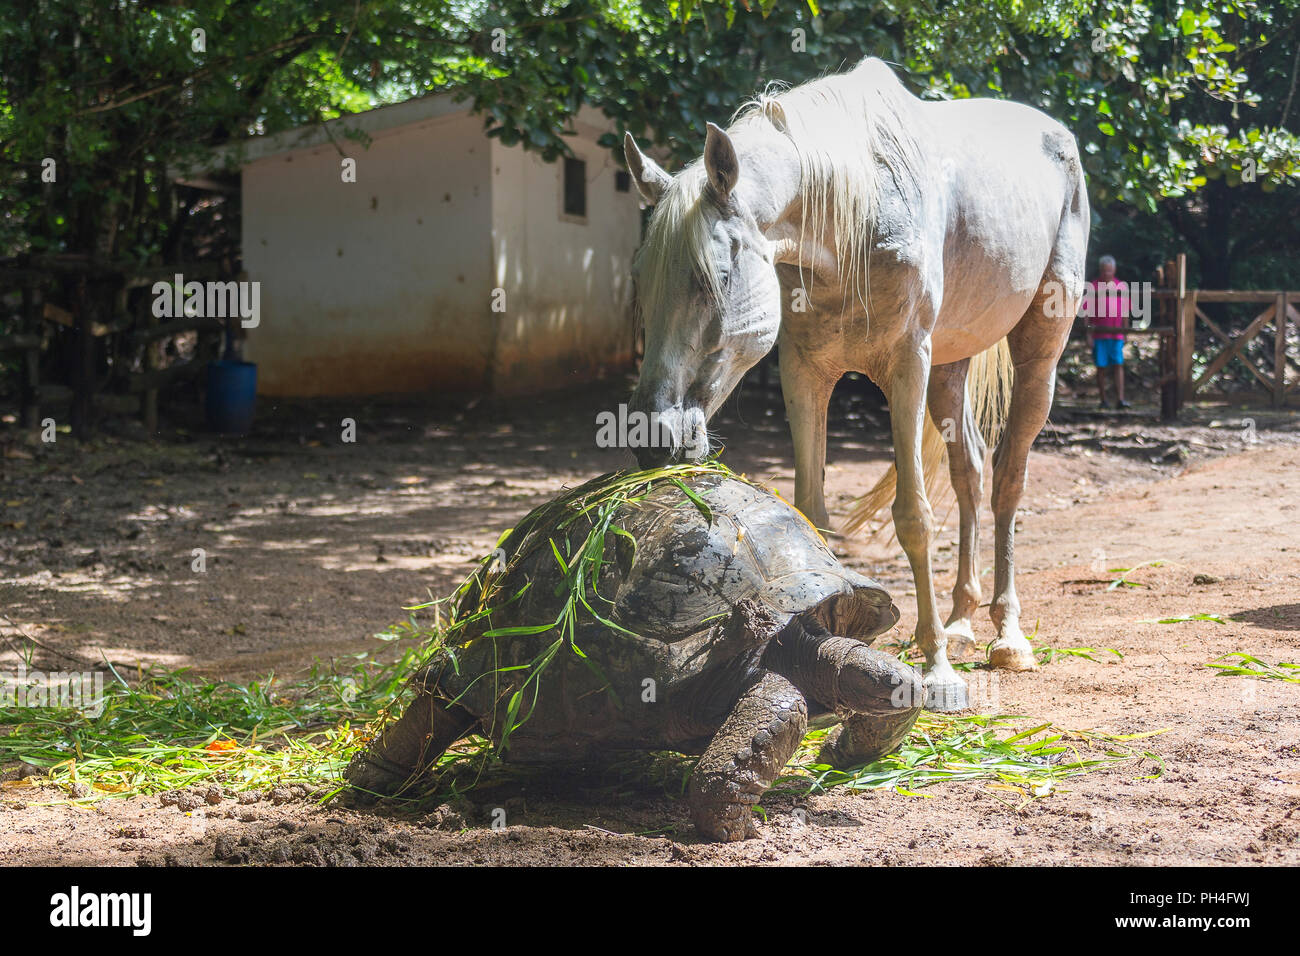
[1093,339,1125,367]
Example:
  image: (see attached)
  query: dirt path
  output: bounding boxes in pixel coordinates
[2,388,1298,865]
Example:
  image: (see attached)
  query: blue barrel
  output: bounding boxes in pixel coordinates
[206,360,258,434]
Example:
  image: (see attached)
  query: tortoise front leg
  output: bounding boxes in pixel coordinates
[345,668,480,802]
[820,710,917,768]
[688,671,808,842]
[764,619,923,767]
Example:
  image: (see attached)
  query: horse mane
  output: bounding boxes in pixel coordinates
[634,159,717,332]
[736,58,927,308]
[634,58,926,327]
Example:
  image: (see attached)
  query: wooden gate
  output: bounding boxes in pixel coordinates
[1150,255,1298,418]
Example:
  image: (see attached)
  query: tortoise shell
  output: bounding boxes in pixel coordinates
[442,471,899,757]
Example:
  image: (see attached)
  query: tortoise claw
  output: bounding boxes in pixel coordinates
[690,800,761,842]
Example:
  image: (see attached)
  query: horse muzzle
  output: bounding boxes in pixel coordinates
[629,404,709,469]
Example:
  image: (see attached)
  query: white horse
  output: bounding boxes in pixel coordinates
[624,57,1089,710]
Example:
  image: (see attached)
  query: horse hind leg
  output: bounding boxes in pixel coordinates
[987,293,1073,671]
[927,359,986,660]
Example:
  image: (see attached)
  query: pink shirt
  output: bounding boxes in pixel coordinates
[1089,279,1127,340]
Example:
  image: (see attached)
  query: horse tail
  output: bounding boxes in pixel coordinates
[838,413,949,537]
[967,336,1014,450]
[840,338,1013,537]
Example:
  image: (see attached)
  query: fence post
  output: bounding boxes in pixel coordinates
[1158,258,1178,420]
[1176,256,1195,407]
[1275,291,1288,407]
[142,287,159,435]
[19,283,40,429]
[70,273,94,440]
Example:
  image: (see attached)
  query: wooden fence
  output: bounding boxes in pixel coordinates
[0,255,231,437]
[1112,254,1297,419]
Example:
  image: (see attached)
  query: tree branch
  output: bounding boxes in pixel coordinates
[77,30,332,116]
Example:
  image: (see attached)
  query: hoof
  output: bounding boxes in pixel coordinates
[922,666,969,712]
[944,620,978,661]
[988,636,1039,672]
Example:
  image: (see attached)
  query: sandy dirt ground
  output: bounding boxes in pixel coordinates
[1,382,1298,866]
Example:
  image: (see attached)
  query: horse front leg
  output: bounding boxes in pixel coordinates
[779,333,835,531]
[889,340,968,711]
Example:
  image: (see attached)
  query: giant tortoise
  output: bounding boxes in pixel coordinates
[346,468,922,841]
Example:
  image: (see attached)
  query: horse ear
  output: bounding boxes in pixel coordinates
[704,122,739,202]
[623,132,671,205]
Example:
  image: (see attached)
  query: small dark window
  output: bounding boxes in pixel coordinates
[563,157,587,218]
[615,170,631,193]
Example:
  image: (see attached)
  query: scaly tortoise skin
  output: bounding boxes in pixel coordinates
[346,472,922,841]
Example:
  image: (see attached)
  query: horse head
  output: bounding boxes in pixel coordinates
[623,125,787,467]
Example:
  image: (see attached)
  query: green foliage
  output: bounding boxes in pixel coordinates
[782,712,1166,800]
[0,629,435,801]
[1141,612,1232,623]
[1,1,1294,324]
[990,2,1299,205]
[2,1,359,259]
[0,646,1167,806]
[1206,652,1300,681]
[1035,645,1125,664]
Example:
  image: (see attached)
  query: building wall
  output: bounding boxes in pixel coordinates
[489,125,641,394]
[240,110,493,395]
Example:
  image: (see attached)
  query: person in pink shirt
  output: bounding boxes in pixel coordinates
[1089,255,1130,408]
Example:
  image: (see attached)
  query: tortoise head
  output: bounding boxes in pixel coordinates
[761,572,900,645]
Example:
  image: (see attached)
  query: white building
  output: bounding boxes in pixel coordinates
[216,96,642,396]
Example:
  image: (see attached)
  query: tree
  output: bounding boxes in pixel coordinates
[946,1,1300,288]
[2,0,1295,285]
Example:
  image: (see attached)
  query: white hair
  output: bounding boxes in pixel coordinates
[734,58,925,309]
[635,58,926,326]
[634,161,718,328]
